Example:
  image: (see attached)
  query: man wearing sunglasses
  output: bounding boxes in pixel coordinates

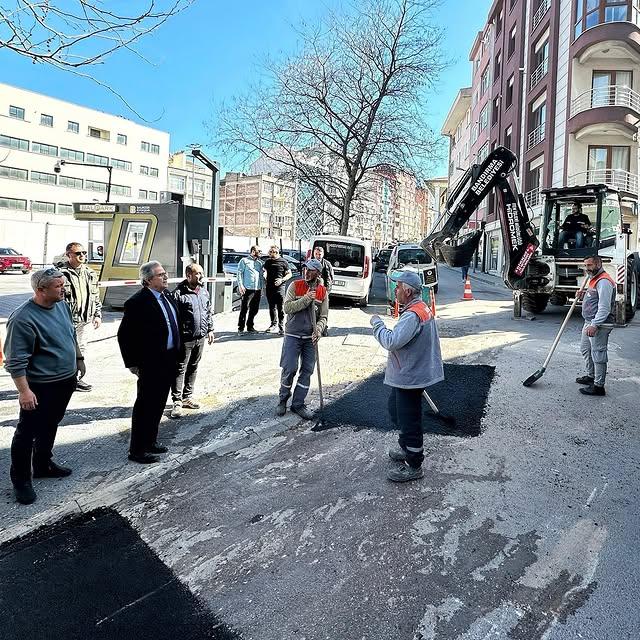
[58,242,102,392]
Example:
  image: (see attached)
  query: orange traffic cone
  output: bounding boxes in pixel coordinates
[462,276,474,301]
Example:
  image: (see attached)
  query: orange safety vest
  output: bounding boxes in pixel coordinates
[588,271,615,289]
[294,279,327,301]
[405,299,432,322]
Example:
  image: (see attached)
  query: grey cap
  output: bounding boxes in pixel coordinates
[304,258,323,272]
[390,269,422,291]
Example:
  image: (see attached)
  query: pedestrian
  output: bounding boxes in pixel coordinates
[169,263,214,419]
[4,268,85,504]
[576,256,615,396]
[117,261,182,464]
[369,270,444,483]
[237,246,264,334]
[461,261,470,282]
[276,258,329,420]
[57,241,102,392]
[263,245,293,334]
[313,245,334,336]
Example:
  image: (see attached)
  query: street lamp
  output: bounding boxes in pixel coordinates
[54,159,113,203]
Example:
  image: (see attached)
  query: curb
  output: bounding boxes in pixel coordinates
[0,411,302,545]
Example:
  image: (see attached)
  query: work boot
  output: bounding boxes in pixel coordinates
[575,375,595,385]
[579,384,605,396]
[33,460,72,478]
[182,398,200,410]
[147,444,168,454]
[387,463,424,483]
[170,402,183,419]
[128,453,159,464]
[13,481,37,505]
[75,379,92,392]
[275,400,287,417]
[388,446,407,462]
[246,327,257,334]
[291,405,315,420]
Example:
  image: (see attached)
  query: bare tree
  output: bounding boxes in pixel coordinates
[213,0,445,236]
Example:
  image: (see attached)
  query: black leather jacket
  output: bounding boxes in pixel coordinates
[172,280,213,340]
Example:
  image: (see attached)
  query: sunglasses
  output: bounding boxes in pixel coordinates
[73,251,88,257]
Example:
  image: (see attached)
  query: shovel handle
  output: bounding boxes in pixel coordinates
[310,301,324,411]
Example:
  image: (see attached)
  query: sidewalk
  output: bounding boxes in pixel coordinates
[441,264,507,290]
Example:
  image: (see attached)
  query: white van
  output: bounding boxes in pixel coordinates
[309,235,373,306]
[386,243,438,303]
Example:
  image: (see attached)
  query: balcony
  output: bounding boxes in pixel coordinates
[524,188,541,207]
[571,85,640,117]
[568,168,638,195]
[568,85,640,137]
[527,123,545,150]
[532,0,551,31]
[572,7,640,62]
[530,58,549,90]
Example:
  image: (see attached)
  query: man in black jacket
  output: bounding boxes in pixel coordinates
[170,263,214,418]
[117,261,182,464]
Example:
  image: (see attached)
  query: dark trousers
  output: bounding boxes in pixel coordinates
[171,338,205,402]
[266,287,285,326]
[388,387,424,468]
[10,375,77,484]
[130,350,176,455]
[279,336,316,408]
[238,289,261,330]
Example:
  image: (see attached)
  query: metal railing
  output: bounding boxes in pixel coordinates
[524,188,541,207]
[530,57,549,89]
[527,123,545,150]
[571,85,640,117]
[568,169,639,195]
[532,0,550,30]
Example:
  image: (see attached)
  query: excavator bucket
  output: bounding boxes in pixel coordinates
[437,231,483,267]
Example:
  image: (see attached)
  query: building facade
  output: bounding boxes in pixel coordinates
[167,151,212,208]
[444,0,640,275]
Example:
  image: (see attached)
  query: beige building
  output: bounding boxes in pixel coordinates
[219,172,296,242]
[167,150,212,208]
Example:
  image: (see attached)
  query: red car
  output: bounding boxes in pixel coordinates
[0,247,32,274]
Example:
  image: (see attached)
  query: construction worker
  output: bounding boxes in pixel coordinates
[559,203,592,249]
[276,258,328,420]
[577,256,615,396]
[370,270,444,483]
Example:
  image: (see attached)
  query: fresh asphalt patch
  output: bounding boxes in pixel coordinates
[0,508,238,640]
[322,363,495,437]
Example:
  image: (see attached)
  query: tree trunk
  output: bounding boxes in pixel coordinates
[340,185,354,235]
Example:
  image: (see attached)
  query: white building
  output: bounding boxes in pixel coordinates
[0,82,169,263]
[167,150,212,208]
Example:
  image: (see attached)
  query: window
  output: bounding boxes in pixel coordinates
[89,127,110,141]
[492,97,500,125]
[588,145,630,173]
[67,121,79,134]
[496,10,503,36]
[141,141,150,152]
[86,180,108,192]
[40,114,53,127]
[0,166,28,181]
[111,184,131,197]
[506,75,515,108]
[31,171,57,185]
[592,70,633,106]
[119,221,149,264]
[575,0,630,38]
[9,105,25,120]
[194,179,205,194]
[86,153,109,166]
[149,191,157,200]
[508,26,517,58]
[481,66,490,95]
[58,204,74,215]
[117,133,127,145]
[474,58,480,75]
[478,142,489,163]
[0,134,29,151]
[169,175,186,191]
[140,165,149,175]
[528,98,546,148]
[479,103,489,131]
[526,156,544,193]
[150,143,160,155]
[32,141,58,156]
[111,158,132,172]
[504,125,513,151]
[139,189,148,199]
[141,141,159,153]
[0,197,27,210]
[59,175,83,189]
[60,148,85,162]
[150,167,159,178]
[494,52,502,81]
[31,201,56,214]
[510,0,517,9]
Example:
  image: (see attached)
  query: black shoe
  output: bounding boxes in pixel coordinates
[75,379,92,392]
[13,481,36,505]
[128,453,159,464]
[246,327,257,333]
[237,328,245,335]
[579,384,605,396]
[575,375,595,385]
[33,460,72,478]
[276,401,287,417]
[278,325,284,335]
[291,405,315,420]
[147,444,168,454]
[265,324,278,333]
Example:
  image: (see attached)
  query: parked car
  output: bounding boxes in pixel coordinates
[386,243,438,302]
[222,252,248,277]
[374,248,392,272]
[0,247,32,274]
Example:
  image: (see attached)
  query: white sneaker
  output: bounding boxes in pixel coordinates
[182,398,200,410]
[170,402,183,419]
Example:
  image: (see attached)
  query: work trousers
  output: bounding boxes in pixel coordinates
[10,375,77,484]
[130,349,177,456]
[279,336,316,408]
[559,230,585,248]
[238,289,261,331]
[266,288,285,327]
[388,386,425,469]
[580,322,612,387]
[74,320,91,357]
[171,338,205,402]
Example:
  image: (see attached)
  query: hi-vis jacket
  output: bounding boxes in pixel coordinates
[283,279,329,338]
[372,297,444,389]
[581,269,615,326]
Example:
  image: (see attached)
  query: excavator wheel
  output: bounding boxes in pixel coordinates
[522,292,549,314]
[625,257,638,320]
[549,292,568,306]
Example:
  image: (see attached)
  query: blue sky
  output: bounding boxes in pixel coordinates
[0,0,489,177]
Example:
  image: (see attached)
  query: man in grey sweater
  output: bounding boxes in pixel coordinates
[4,268,85,504]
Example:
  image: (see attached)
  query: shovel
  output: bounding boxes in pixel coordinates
[309,300,327,431]
[523,275,588,387]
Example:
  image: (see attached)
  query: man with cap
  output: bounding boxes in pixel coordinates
[370,270,444,483]
[276,258,329,420]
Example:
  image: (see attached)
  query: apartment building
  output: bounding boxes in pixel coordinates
[444,0,640,274]
[167,150,212,208]
[219,172,296,242]
[441,88,473,196]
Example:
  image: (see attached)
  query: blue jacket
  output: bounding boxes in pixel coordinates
[237,256,264,290]
[172,280,213,340]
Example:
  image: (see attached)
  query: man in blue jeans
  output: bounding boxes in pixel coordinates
[370,270,444,483]
[237,246,264,334]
